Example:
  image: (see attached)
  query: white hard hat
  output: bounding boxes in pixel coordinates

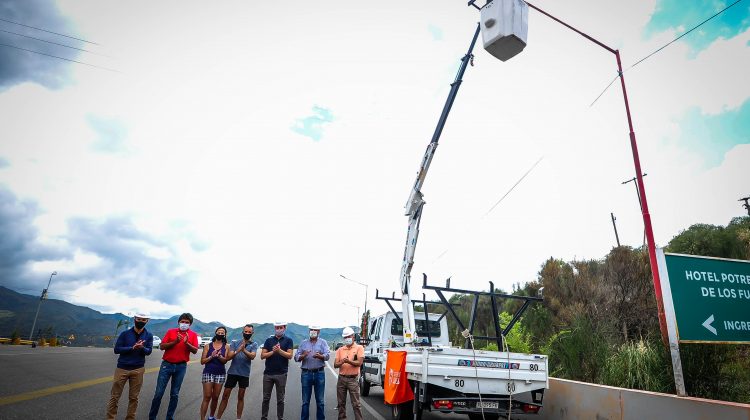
[274,321,287,327]
[342,326,355,337]
[134,313,150,319]
[309,325,321,330]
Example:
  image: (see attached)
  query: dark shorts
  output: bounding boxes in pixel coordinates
[224,373,249,389]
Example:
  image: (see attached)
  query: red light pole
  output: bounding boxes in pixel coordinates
[525,2,669,343]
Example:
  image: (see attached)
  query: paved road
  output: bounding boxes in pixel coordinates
[0,345,391,420]
[0,345,536,420]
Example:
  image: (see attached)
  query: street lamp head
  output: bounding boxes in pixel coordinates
[480,0,529,62]
[51,271,57,276]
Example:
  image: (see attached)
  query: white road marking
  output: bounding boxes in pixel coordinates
[326,361,387,420]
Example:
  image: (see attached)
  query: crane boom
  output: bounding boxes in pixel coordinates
[399,24,481,346]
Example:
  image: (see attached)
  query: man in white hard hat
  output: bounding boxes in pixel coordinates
[333,326,364,420]
[106,312,153,420]
[260,321,294,420]
[295,325,330,420]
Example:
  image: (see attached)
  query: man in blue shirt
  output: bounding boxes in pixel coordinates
[106,313,153,420]
[294,325,330,420]
[261,322,294,420]
[216,324,259,420]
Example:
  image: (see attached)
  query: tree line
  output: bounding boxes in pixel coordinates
[422,216,750,403]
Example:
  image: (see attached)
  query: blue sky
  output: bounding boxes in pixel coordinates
[645,0,750,54]
[291,106,334,141]
[0,0,747,327]
[675,98,750,168]
[644,0,750,167]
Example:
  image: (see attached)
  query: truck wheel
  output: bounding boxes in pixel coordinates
[469,414,499,420]
[390,401,413,420]
[360,375,370,396]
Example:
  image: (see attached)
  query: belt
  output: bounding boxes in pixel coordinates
[339,374,358,378]
[301,367,324,372]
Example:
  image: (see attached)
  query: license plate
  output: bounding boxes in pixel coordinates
[476,401,499,409]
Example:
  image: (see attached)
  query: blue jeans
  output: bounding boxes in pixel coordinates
[148,361,187,420]
[301,369,326,420]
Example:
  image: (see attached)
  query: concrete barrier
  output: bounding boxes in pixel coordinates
[541,377,750,420]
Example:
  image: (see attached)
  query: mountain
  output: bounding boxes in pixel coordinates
[0,286,348,347]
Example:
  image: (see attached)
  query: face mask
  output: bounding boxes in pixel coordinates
[309,331,318,339]
[344,337,353,346]
[243,333,253,340]
[134,321,147,329]
[214,334,226,343]
[178,322,190,331]
[275,328,285,337]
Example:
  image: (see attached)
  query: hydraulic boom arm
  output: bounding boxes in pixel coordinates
[399,24,481,345]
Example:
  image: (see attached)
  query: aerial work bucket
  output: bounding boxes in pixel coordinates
[480,0,529,61]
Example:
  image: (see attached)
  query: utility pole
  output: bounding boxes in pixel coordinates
[622,173,647,246]
[740,196,750,216]
[29,271,57,341]
[339,274,368,337]
[611,212,621,247]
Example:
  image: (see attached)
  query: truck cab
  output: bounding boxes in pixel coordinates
[362,311,449,394]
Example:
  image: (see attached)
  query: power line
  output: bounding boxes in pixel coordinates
[0,28,104,56]
[0,42,119,73]
[482,156,544,217]
[628,0,746,71]
[430,156,544,265]
[0,17,99,45]
[589,0,747,106]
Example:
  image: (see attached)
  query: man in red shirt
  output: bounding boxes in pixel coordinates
[148,313,199,420]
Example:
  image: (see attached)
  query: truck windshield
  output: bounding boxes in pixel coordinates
[391,318,441,337]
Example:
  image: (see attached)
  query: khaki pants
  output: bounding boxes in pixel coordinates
[106,367,145,420]
[336,375,363,420]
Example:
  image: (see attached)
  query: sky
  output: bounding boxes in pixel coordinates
[0,0,748,328]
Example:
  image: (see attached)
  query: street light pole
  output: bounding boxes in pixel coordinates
[29,271,57,341]
[525,2,669,347]
[341,302,361,328]
[339,274,369,335]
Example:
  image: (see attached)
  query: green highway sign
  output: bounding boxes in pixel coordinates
[658,251,750,344]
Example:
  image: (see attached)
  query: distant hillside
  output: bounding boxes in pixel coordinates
[0,286,348,347]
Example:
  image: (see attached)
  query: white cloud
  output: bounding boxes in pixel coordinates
[0,0,747,328]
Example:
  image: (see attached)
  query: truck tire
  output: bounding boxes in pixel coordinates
[360,375,370,396]
[390,401,413,420]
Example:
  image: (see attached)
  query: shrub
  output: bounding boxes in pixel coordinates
[10,330,20,345]
[49,337,58,347]
[543,316,609,383]
[600,339,672,393]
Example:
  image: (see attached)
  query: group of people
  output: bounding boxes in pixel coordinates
[106,313,365,420]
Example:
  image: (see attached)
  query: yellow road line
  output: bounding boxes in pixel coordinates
[0,361,197,406]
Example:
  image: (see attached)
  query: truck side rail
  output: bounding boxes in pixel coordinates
[422,274,543,349]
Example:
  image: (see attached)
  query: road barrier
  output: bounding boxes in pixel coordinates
[0,338,35,345]
[542,377,750,419]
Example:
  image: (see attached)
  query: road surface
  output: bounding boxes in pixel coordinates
[0,345,540,419]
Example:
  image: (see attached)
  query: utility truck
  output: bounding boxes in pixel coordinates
[373,1,548,418]
[364,280,548,420]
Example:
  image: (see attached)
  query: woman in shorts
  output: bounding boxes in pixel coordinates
[200,326,229,420]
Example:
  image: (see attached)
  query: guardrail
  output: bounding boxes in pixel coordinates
[542,377,750,419]
[0,338,38,345]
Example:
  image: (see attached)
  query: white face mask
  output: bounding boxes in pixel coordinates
[344,337,353,346]
[178,322,190,331]
[309,331,319,339]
